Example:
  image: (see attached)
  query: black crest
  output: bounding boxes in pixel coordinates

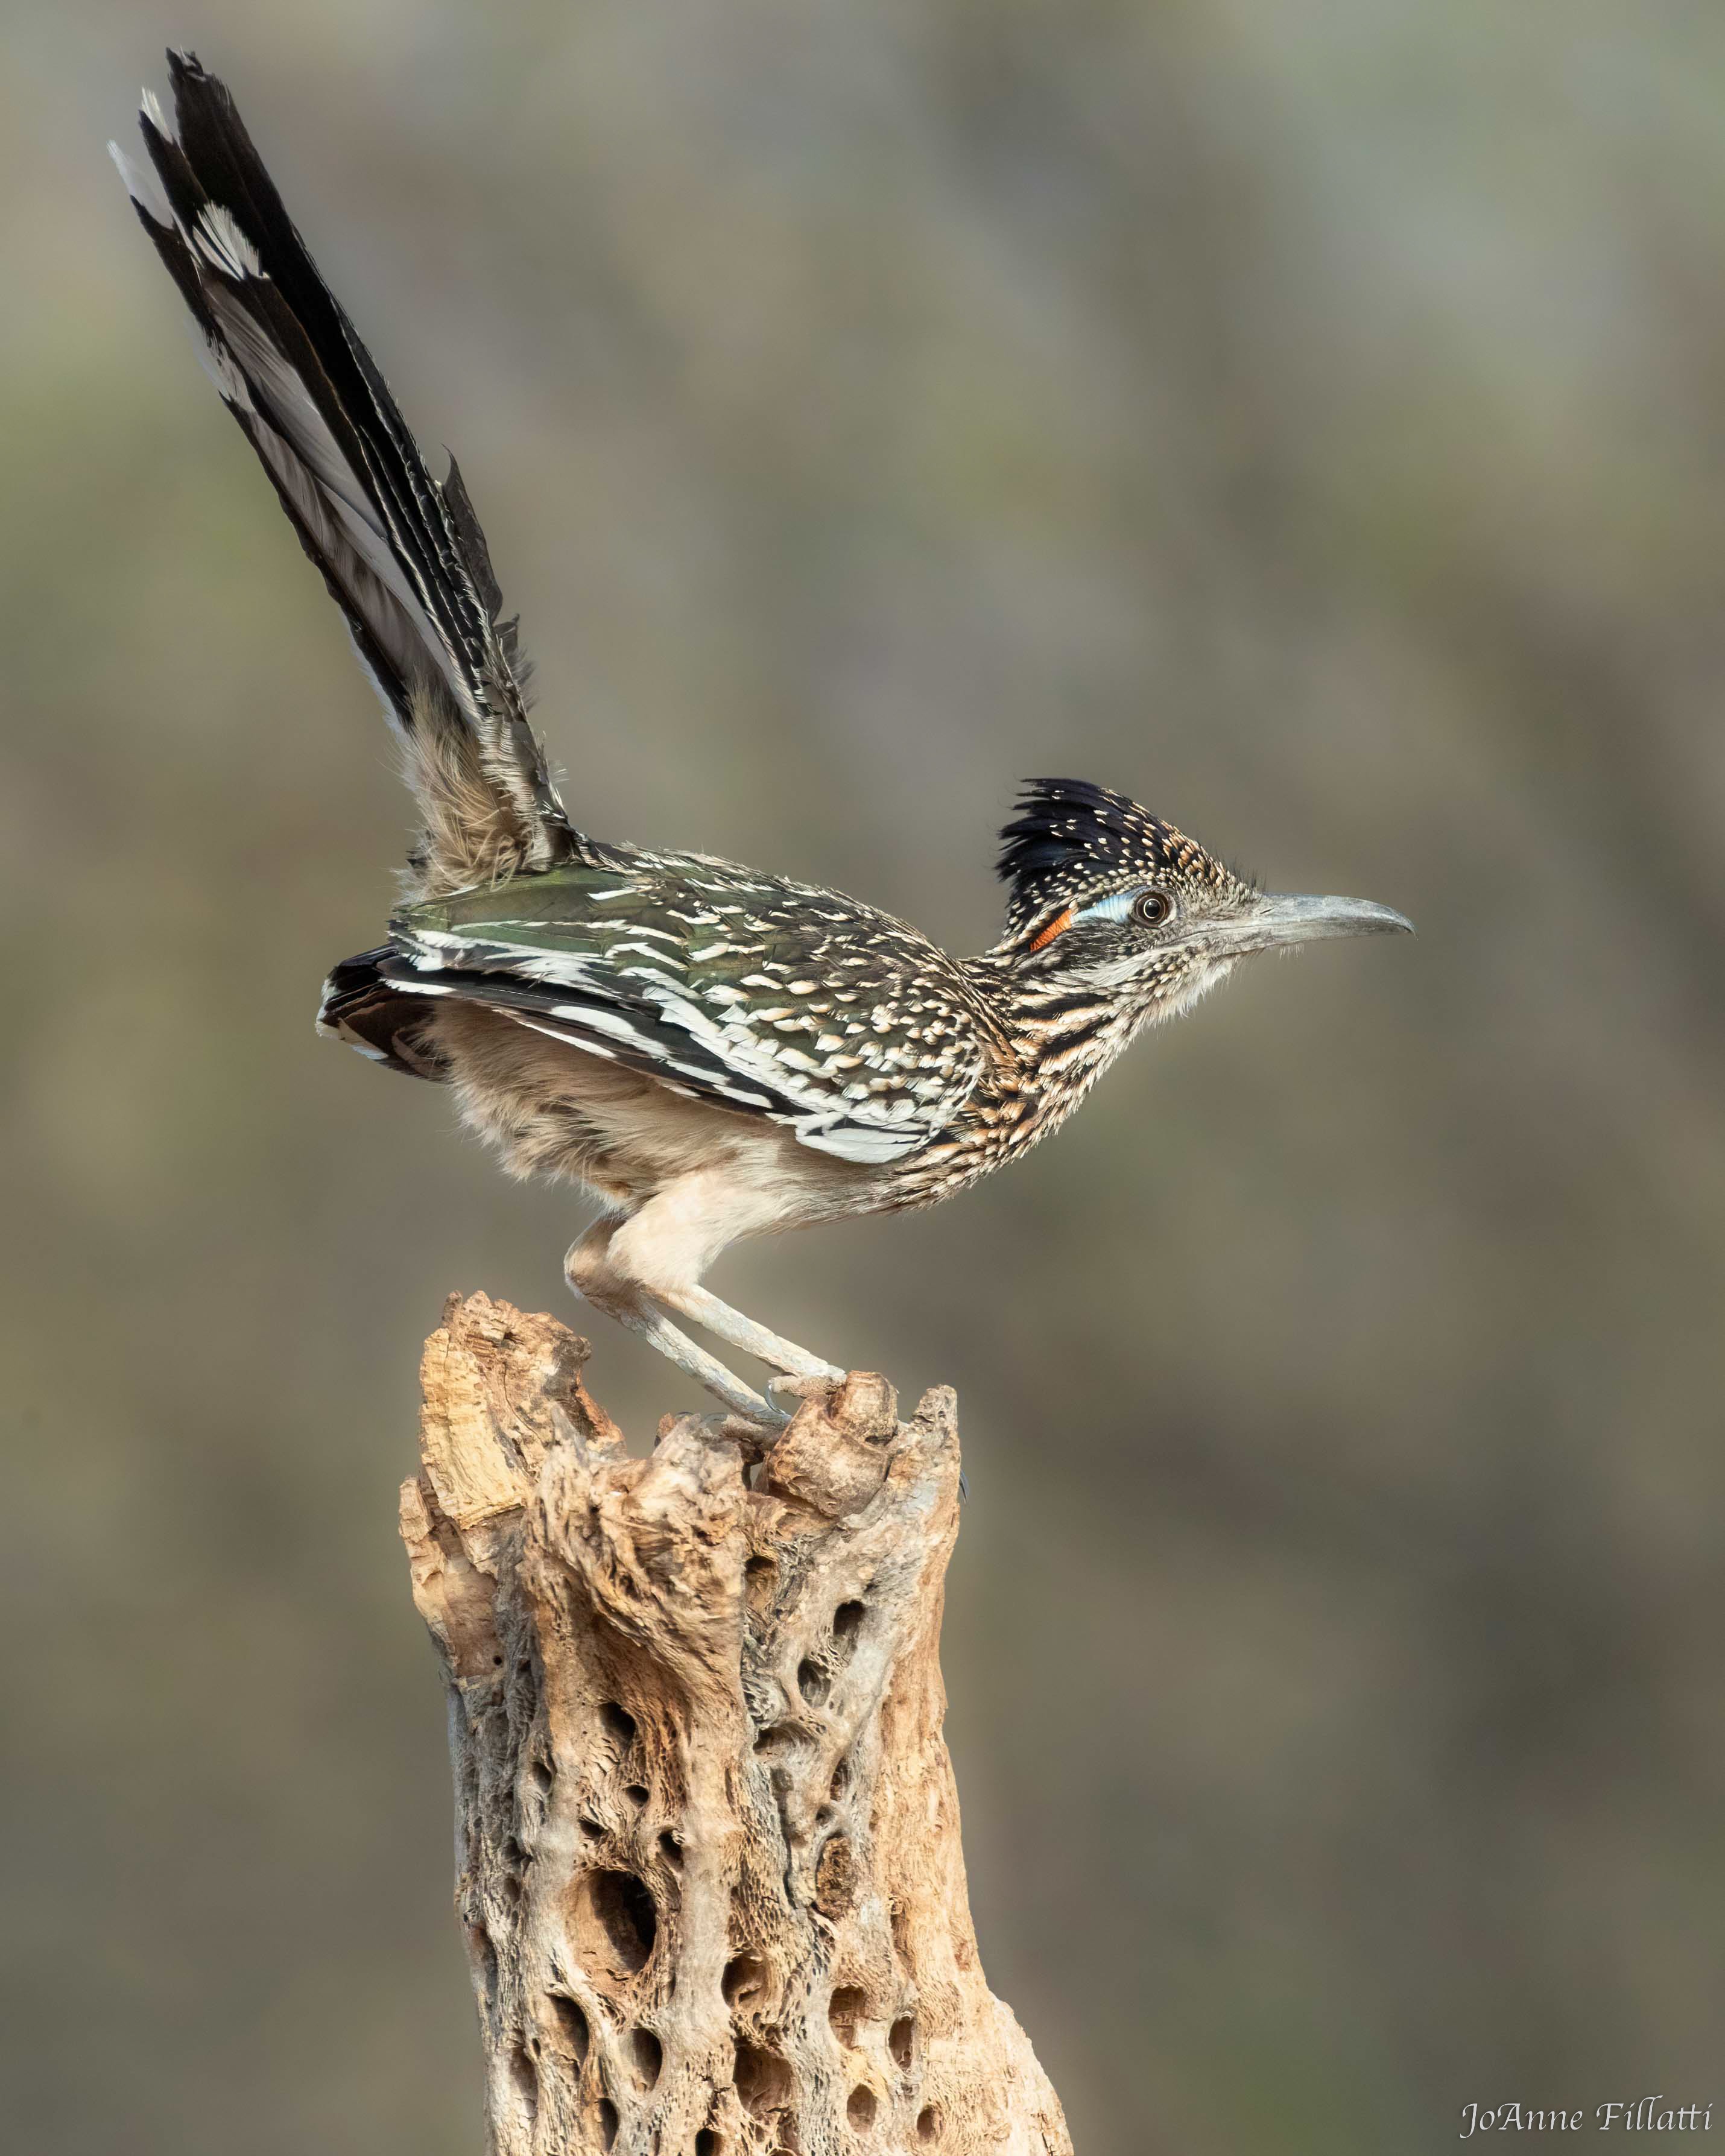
[997,777,1235,929]
[998,778,1158,891]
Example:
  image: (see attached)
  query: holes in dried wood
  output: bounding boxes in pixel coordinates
[847,2086,878,2130]
[916,2105,940,2142]
[828,1986,867,2044]
[814,1835,858,1918]
[658,1830,684,1869]
[470,1926,499,2014]
[797,1658,831,1707]
[600,1701,637,1748]
[888,2017,914,2070]
[623,1783,650,1809]
[829,1758,851,1799]
[530,1758,554,1796]
[695,2132,721,2156]
[550,1994,589,2063]
[508,2043,537,2125]
[832,1599,866,1649]
[597,2095,619,2149]
[631,2028,663,2088]
[734,2037,792,2116]
[579,1815,604,1839]
[568,1868,657,1978]
[744,1552,778,1619]
[753,1723,793,1756]
[723,1951,768,2011]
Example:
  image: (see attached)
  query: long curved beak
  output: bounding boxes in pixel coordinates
[1215,892,1414,953]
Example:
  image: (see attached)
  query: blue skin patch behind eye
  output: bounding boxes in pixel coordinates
[1071,891,1142,926]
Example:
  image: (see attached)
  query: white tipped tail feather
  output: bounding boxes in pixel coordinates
[113,48,577,898]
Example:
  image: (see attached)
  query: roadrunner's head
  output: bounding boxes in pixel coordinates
[996,778,1411,1027]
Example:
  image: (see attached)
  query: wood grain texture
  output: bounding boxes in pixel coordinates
[400,1292,1071,2156]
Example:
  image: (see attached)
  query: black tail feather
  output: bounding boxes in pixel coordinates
[113,51,575,880]
[315,948,449,1080]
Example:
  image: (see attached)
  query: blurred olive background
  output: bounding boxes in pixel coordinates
[5,3,1725,2151]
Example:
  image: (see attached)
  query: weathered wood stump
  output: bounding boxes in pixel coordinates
[400,1292,1071,2156]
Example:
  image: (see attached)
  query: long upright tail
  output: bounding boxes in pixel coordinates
[112,50,578,895]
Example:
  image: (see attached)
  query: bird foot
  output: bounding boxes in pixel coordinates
[712,1386,791,1430]
[765,1370,843,1412]
[687,1373,844,1458]
[691,1410,787,1458]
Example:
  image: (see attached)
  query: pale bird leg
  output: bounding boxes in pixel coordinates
[565,1221,779,1422]
[652,1283,844,1383]
[571,1175,841,1405]
[603,1296,780,1423]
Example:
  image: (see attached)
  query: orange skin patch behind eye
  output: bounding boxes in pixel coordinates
[1028,905,1074,953]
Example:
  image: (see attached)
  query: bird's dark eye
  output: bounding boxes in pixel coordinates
[1133,890,1173,927]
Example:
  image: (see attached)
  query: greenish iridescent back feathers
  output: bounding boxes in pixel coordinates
[385,853,1002,1163]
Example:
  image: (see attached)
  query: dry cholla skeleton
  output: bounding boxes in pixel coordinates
[114,52,1410,1421]
[404,1291,1071,2155]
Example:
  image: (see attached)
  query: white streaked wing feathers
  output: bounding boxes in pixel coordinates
[393,923,953,1161]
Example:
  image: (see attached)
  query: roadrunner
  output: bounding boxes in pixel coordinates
[115,54,1411,1420]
